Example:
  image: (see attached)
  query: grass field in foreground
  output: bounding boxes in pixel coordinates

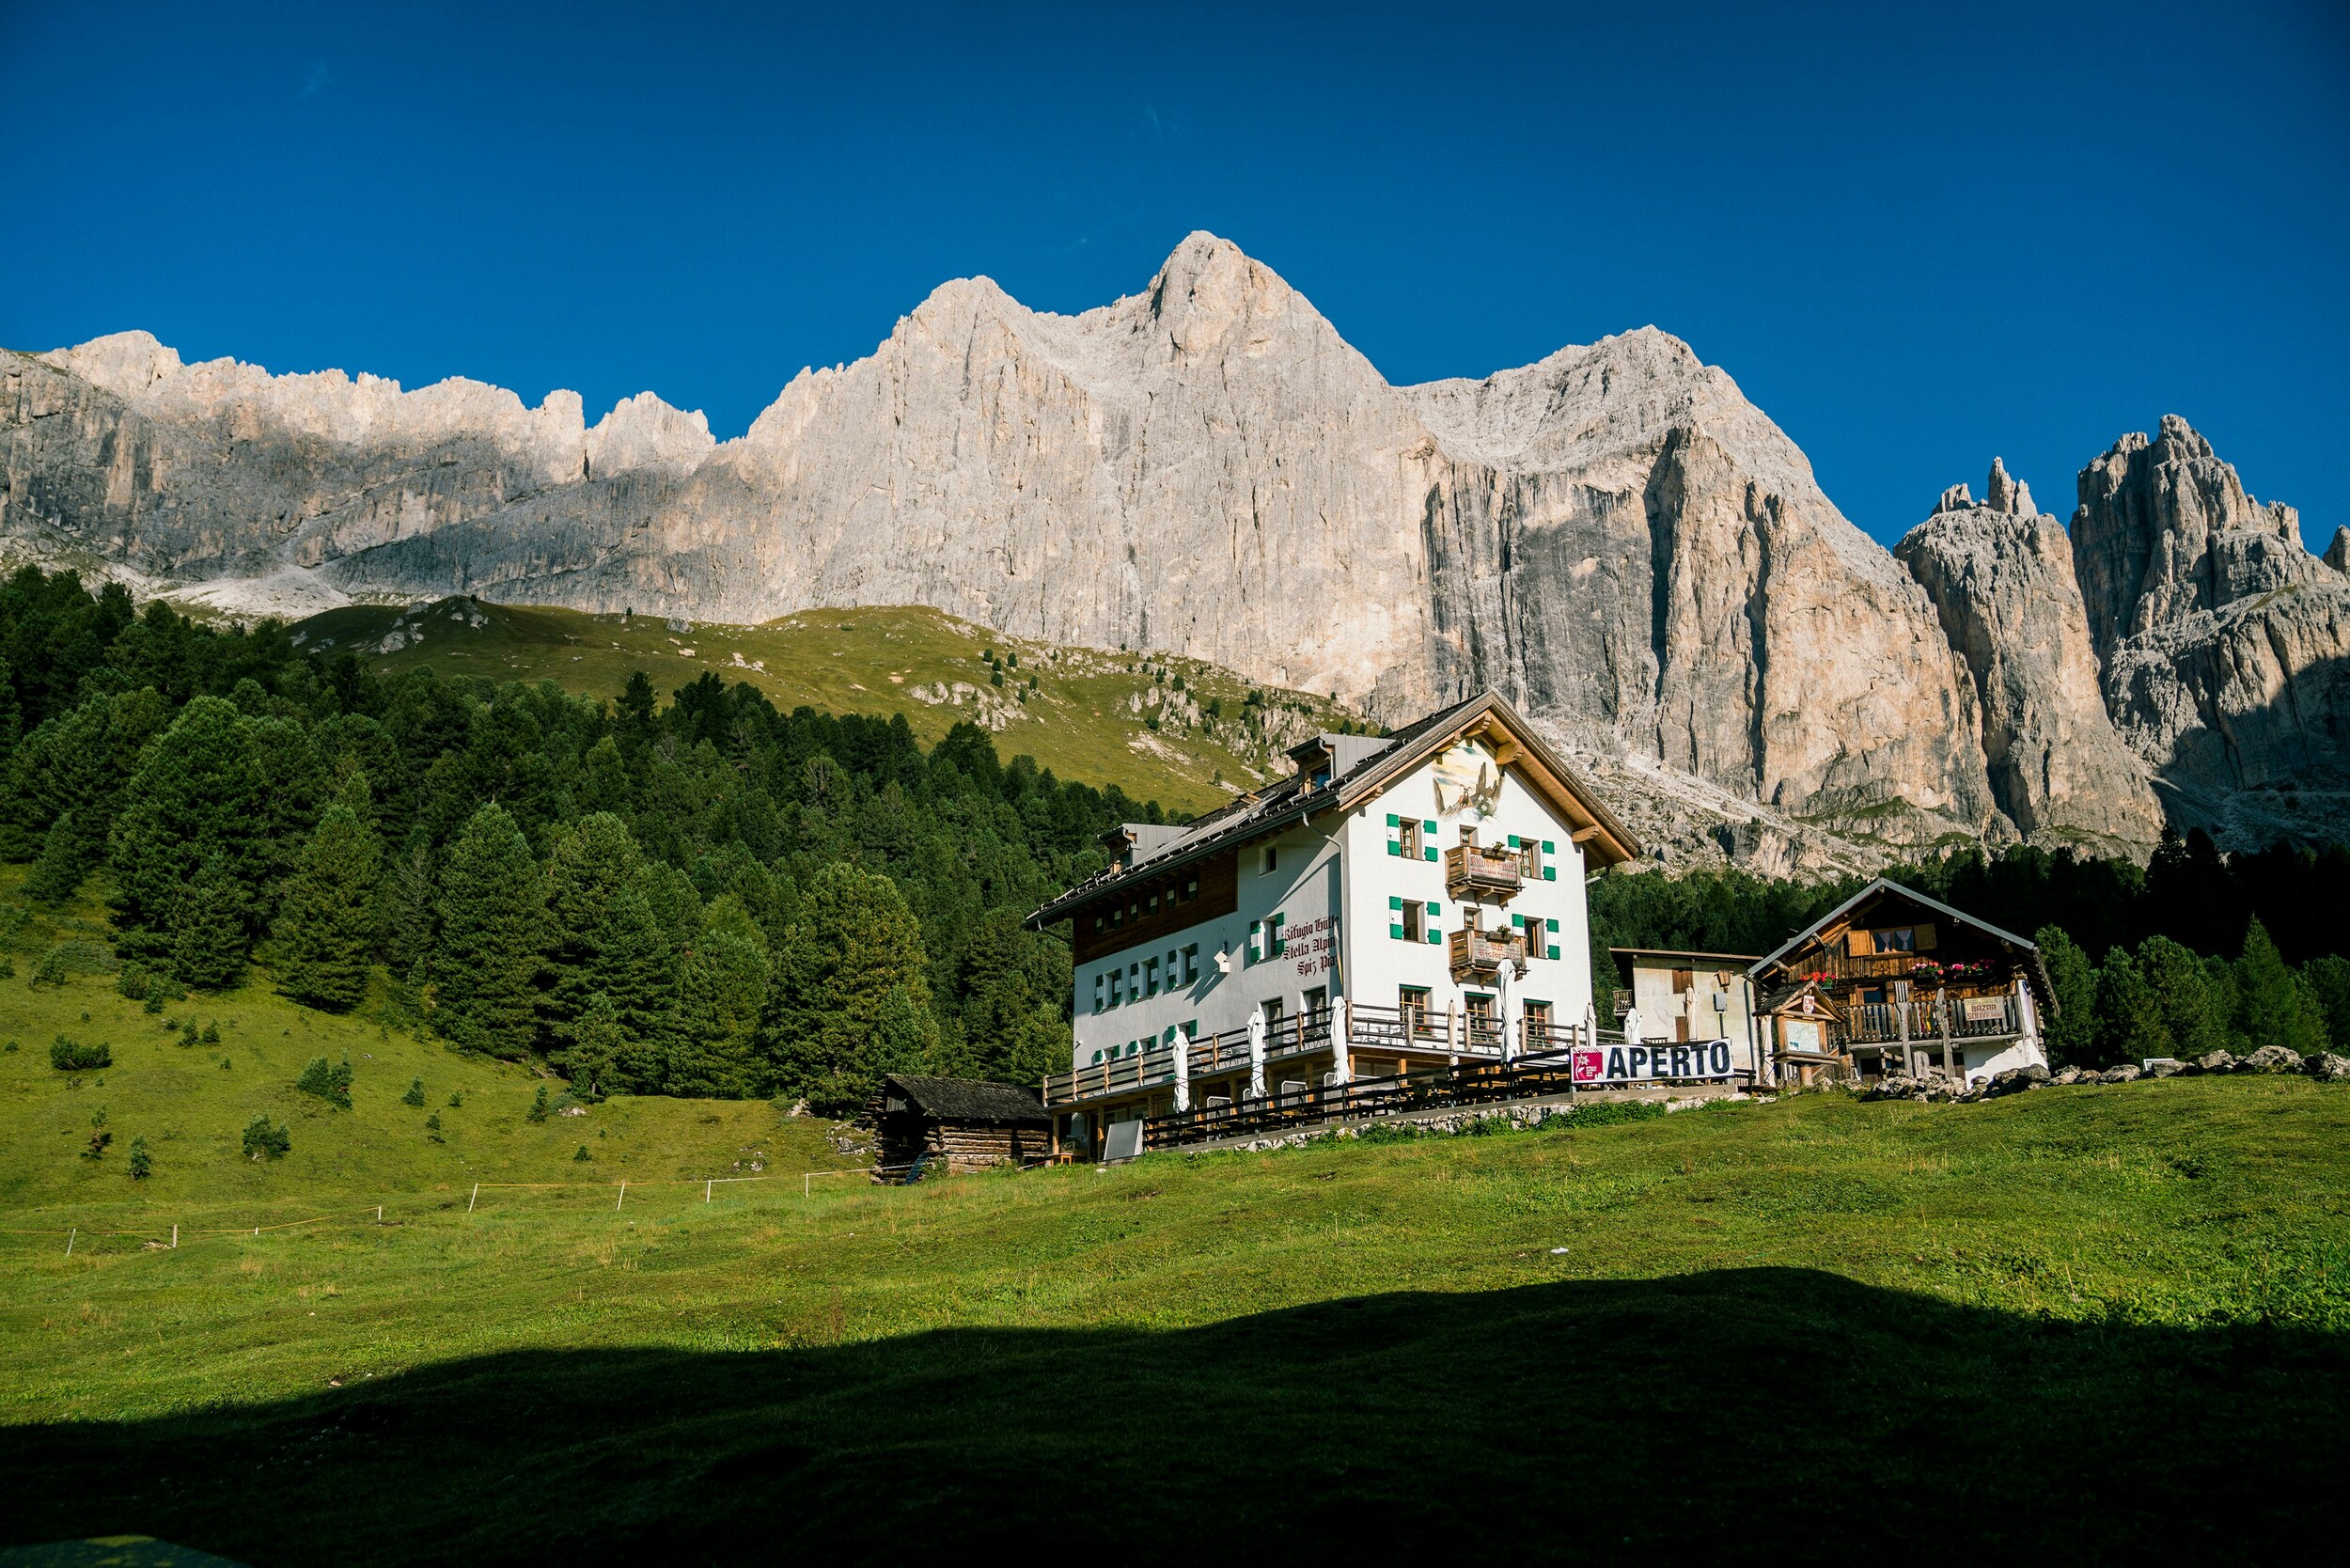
[3,1040,2346,1563]
[287,600,1363,814]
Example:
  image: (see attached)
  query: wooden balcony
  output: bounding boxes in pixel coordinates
[1844,992,2022,1045]
[1443,844,1523,903]
[1447,924,1528,983]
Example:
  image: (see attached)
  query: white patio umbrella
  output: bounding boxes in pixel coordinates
[1330,997,1352,1085]
[1246,1006,1267,1100]
[1621,1005,1645,1045]
[1171,1023,1191,1112]
[1499,957,1525,1062]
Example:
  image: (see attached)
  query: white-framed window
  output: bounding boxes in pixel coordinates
[1145,956,1160,997]
[1108,967,1123,1007]
[1182,943,1199,984]
[1262,844,1279,875]
[1247,919,1263,964]
[1092,974,1104,1013]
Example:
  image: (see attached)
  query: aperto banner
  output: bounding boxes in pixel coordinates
[1574,1040,1733,1083]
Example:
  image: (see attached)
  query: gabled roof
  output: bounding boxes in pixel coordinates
[1751,878,2038,975]
[1748,878,2057,1013]
[880,1074,1049,1124]
[1024,689,1638,928]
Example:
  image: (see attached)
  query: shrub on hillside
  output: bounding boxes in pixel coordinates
[31,939,118,989]
[127,1135,152,1179]
[401,1076,426,1107]
[242,1116,290,1160]
[295,1055,353,1109]
[50,1037,112,1072]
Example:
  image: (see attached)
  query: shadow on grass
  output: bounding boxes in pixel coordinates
[4,1267,2342,1565]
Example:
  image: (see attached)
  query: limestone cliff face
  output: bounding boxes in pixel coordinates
[53,235,2346,863]
[2069,418,2350,846]
[1895,461,2162,851]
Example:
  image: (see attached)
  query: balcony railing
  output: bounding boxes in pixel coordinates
[1047,999,1590,1109]
[1444,844,1524,903]
[1842,992,2022,1045]
[1447,925,1528,982]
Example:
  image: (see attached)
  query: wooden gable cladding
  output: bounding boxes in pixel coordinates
[1071,848,1239,965]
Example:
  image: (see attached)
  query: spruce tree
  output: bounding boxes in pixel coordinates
[2136,934,2229,1058]
[567,991,629,1100]
[108,697,264,967]
[170,854,251,990]
[2034,925,2097,1068]
[274,805,382,1011]
[2234,917,2329,1055]
[2302,953,2350,1053]
[378,829,437,978]
[2092,948,2170,1067]
[431,803,544,1058]
[944,907,1067,1085]
[669,895,770,1097]
[539,812,648,1051]
[25,812,86,904]
[772,863,940,1113]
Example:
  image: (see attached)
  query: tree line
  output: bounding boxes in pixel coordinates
[0,569,1162,1112]
[1589,833,2350,1066]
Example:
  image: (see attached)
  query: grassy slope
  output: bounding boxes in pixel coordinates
[3,967,2345,1563]
[289,600,1361,815]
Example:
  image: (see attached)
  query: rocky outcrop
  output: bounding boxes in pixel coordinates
[2070,418,2350,848]
[1896,460,2163,852]
[2,238,2006,858]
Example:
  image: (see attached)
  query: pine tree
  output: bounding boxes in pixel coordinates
[2092,948,2170,1067]
[942,907,1067,1085]
[170,854,251,990]
[401,1075,426,1107]
[274,805,383,1011]
[431,803,544,1058]
[771,863,940,1113]
[2034,925,2097,1068]
[127,1135,152,1180]
[2235,917,2329,1056]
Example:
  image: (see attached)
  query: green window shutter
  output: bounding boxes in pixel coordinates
[1545,918,1559,932]
[1423,819,1436,833]
[1507,835,1521,848]
[1427,930,1442,945]
[1386,812,1399,826]
[1541,839,1555,854]
[1425,901,1439,915]
[1387,840,1402,856]
[1269,912,1286,956]
[1388,895,1402,909]
[1389,924,1405,940]
[1511,914,1524,928]
[1548,945,1561,960]
[1423,845,1437,861]
[1543,867,1557,881]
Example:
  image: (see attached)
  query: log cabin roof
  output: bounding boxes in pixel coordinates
[1749,879,2059,1014]
[879,1074,1050,1125]
[1024,688,1638,929]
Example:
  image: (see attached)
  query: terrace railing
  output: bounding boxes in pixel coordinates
[1443,844,1524,903]
[1842,991,2023,1045]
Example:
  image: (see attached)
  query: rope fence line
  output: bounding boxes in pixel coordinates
[1,1164,903,1253]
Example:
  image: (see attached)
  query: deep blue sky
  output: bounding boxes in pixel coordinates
[5,1,2346,546]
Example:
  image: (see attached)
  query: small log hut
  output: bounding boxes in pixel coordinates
[866,1074,1052,1178]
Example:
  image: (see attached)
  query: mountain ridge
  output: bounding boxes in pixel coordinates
[7,232,2344,863]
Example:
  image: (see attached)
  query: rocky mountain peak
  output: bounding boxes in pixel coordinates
[2326,526,2350,575]
[41,329,183,399]
[2072,413,2319,655]
[585,392,714,478]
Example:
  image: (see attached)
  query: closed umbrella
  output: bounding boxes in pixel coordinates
[1500,958,1525,1062]
[1171,1024,1191,1113]
[1247,1006,1267,1101]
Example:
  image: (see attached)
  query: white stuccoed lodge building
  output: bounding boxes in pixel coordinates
[1026,690,1643,1159]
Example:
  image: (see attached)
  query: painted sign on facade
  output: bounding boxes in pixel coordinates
[1287,915,1339,979]
[1572,1041,1733,1083]
[1962,997,2009,1023]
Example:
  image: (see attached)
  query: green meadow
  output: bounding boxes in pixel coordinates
[4,937,2346,1562]
[287,600,1361,815]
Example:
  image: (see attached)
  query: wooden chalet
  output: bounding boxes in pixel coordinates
[866,1074,1051,1176]
[1748,880,2056,1087]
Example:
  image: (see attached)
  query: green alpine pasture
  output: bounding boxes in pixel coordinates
[288,600,1361,814]
[4,951,2346,1562]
